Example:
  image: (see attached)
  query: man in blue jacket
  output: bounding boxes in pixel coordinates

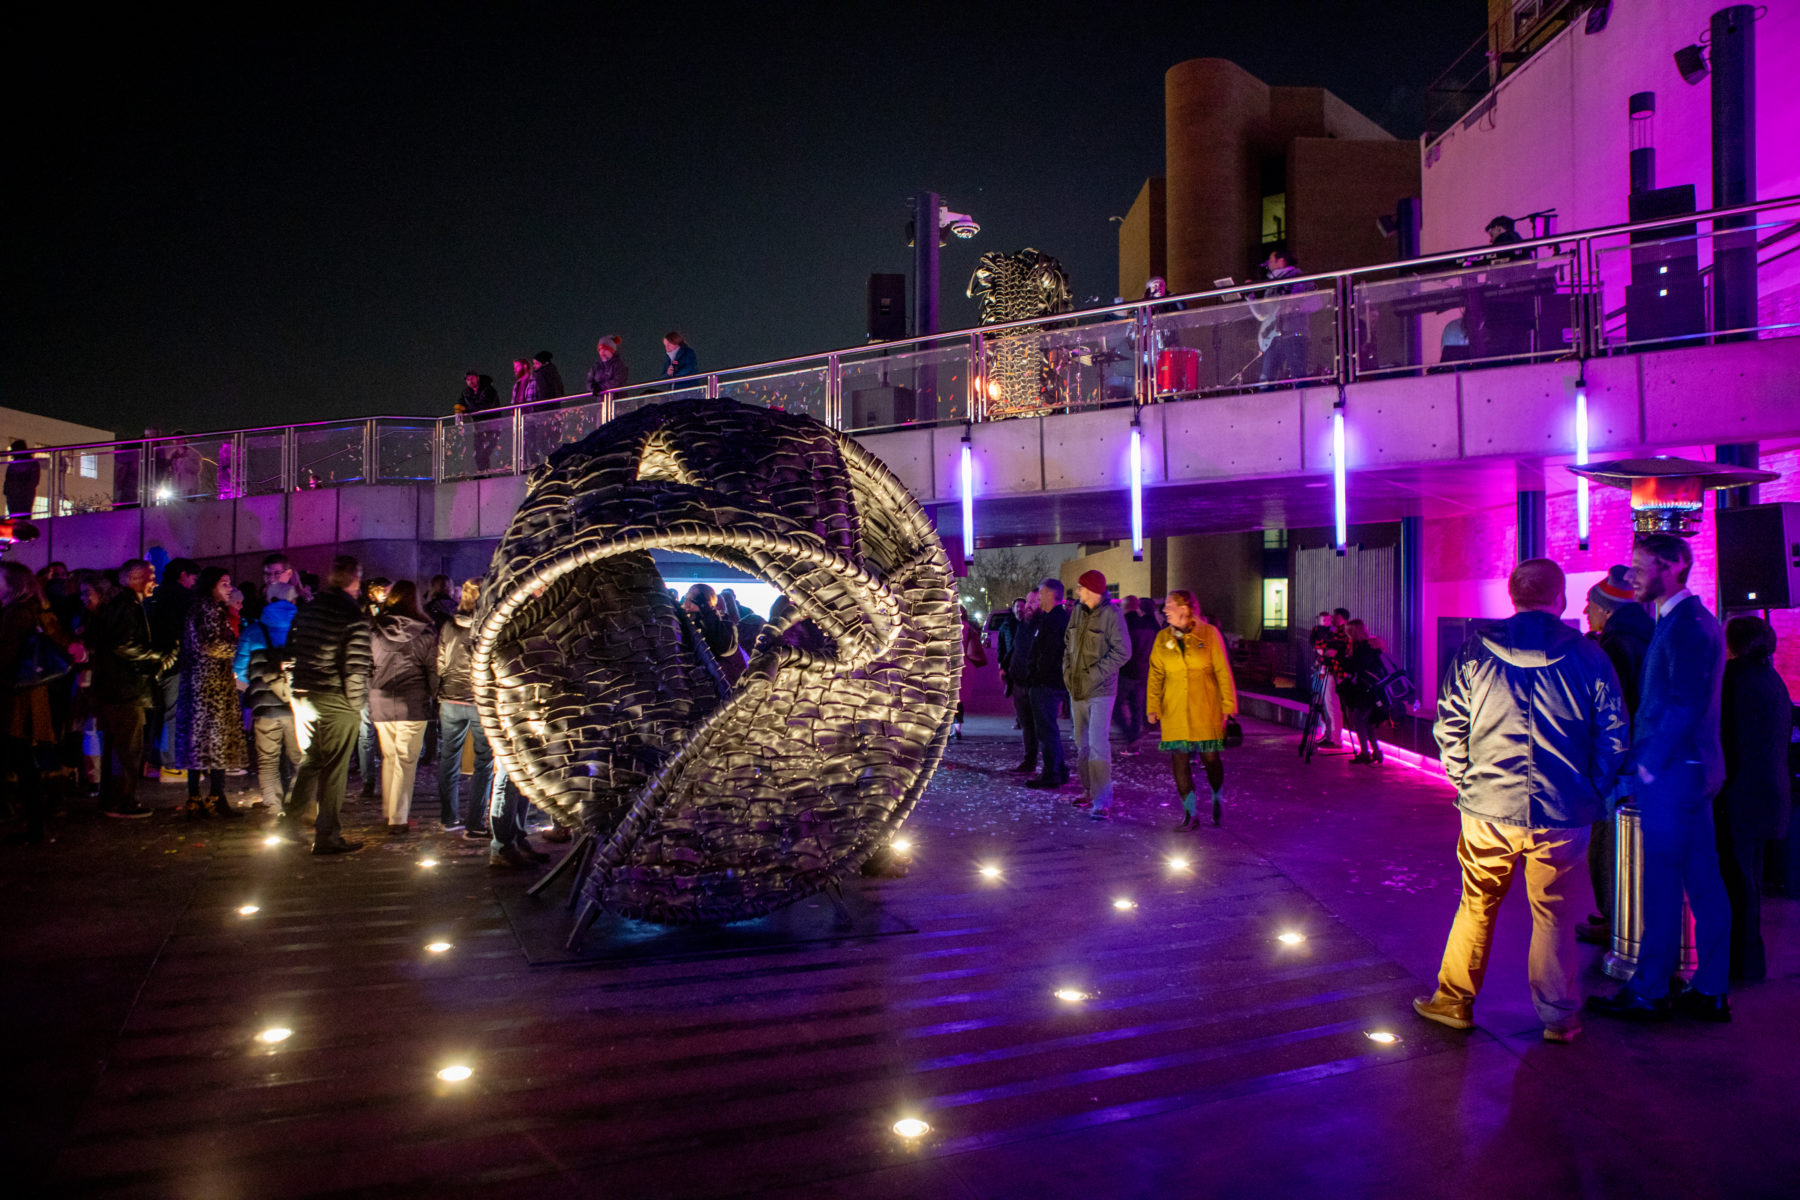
[1418,558,1628,1042]
[1589,534,1733,1022]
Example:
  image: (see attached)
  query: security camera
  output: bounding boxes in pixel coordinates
[942,209,980,239]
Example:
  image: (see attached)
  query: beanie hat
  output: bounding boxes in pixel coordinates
[1077,570,1107,595]
[1586,565,1634,613]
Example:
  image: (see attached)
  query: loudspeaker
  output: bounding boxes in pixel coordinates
[867,274,906,341]
[848,385,918,430]
[1626,186,1704,348]
[1718,503,1800,610]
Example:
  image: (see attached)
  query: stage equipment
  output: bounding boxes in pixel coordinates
[867,274,906,342]
[966,249,1072,418]
[471,397,960,935]
[1674,43,1708,85]
[1566,456,1777,535]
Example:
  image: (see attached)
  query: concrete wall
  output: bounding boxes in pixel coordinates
[1165,531,1262,640]
[1421,0,1800,254]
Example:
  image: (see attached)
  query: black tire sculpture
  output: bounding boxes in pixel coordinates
[471,397,961,938]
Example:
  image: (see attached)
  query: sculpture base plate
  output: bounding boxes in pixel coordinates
[497,881,916,966]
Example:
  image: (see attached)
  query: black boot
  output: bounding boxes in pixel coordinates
[209,794,243,819]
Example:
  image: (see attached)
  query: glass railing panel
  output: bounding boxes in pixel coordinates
[522,401,604,470]
[611,385,709,420]
[144,435,241,503]
[717,364,830,423]
[839,339,973,432]
[978,314,1137,417]
[1590,208,1800,354]
[443,411,516,481]
[37,445,137,515]
[294,423,366,490]
[374,419,436,483]
[1353,252,1575,375]
[1149,289,1339,393]
[240,431,287,496]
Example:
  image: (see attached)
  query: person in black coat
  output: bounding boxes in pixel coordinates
[1023,578,1070,789]
[87,559,170,817]
[587,336,629,396]
[285,555,374,855]
[1716,616,1793,982]
[454,370,498,415]
[530,351,565,404]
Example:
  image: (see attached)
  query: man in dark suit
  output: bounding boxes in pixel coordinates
[1589,534,1733,1022]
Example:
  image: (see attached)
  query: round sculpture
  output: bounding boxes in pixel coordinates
[471,397,961,933]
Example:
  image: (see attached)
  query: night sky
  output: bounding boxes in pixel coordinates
[12,2,1481,440]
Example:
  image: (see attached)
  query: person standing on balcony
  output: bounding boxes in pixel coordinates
[455,369,498,415]
[1482,215,1531,263]
[1248,246,1311,384]
[1419,558,1628,1043]
[509,356,535,408]
[4,441,40,518]
[530,351,565,405]
[286,554,372,855]
[662,331,698,379]
[587,336,629,396]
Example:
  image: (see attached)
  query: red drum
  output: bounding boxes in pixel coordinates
[1156,348,1200,394]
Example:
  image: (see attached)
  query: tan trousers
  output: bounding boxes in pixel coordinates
[374,720,427,826]
[1433,812,1589,1027]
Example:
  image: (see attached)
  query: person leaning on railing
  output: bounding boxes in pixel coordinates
[662,331,697,379]
[587,336,628,396]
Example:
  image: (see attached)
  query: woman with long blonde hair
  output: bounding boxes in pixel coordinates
[1146,590,1237,828]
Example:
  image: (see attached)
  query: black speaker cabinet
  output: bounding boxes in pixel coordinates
[1626,186,1704,348]
[867,273,906,342]
[848,385,918,429]
[1718,502,1800,610]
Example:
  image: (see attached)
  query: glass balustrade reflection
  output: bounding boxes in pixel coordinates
[977,315,1137,417]
[145,435,240,504]
[839,340,972,432]
[240,432,288,497]
[38,444,134,515]
[717,365,829,423]
[612,385,708,420]
[1148,290,1338,395]
[1354,252,1574,375]
[375,420,436,483]
[294,424,366,490]
[443,411,516,480]
[521,401,603,469]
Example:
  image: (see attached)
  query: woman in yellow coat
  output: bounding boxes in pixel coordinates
[1147,590,1238,828]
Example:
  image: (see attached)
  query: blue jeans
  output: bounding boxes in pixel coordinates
[1634,765,1732,998]
[1027,687,1067,781]
[488,763,530,853]
[436,702,492,826]
[1071,695,1117,810]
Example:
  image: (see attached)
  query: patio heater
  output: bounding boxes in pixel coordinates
[1564,454,1779,980]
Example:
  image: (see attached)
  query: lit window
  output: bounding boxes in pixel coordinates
[80,454,98,479]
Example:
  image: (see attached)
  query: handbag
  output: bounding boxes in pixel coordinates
[1223,716,1243,749]
[13,630,74,689]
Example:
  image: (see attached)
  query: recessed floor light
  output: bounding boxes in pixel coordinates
[1365,1030,1401,1045]
[257,1027,292,1044]
[1112,898,1136,911]
[263,836,282,847]
[892,838,913,853]
[437,1064,473,1082]
[1054,988,1089,1003]
[1277,931,1305,945]
[1167,856,1191,871]
[892,1117,930,1139]
[425,941,452,953]
[237,905,260,916]
[418,859,439,868]
[978,864,1002,879]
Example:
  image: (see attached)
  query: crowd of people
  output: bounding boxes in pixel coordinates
[1307,607,1403,764]
[986,572,1239,827]
[1415,539,1791,1043]
[451,332,701,420]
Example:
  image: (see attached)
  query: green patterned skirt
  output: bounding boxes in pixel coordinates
[1160,739,1225,754]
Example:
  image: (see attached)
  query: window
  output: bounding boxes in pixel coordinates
[1262,578,1289,630]
[80,454,98,479]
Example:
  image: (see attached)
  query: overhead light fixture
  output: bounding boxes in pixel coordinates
[1129,416,1144,562]
[1674,43,1708,85]
[1574,381,1590,549]
[1332,403,1348,554]
[960,433,975,563]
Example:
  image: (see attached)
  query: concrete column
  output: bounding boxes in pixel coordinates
[1515,461,1546,562]
[1398,515,1424,688]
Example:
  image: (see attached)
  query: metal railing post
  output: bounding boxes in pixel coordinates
[512,408,524,475]
[1134,303,1154,404]
[433,418,445,484]
[282,428,295,493]
[970,331,987,422]
[1336,275,1356,385]
[826,354,842,428]
[361,421,375,484]
[48,450,63,517]
[706,374,720,400]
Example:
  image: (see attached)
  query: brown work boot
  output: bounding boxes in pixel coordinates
[488,845,538,871]
[1412,993,1475,1030]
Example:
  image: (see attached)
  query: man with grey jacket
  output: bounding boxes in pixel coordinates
[1063,570,1130,819]
[1417,558,1629,1042]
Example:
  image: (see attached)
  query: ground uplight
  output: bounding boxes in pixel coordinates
[263,836,282,847]
[892,838,913,854]
[978,863,1002,879]
[1053,988,1089,1003]
[1365,1030,1401,1045]
[1167,856,1191,872]
[418,858,439,869]
[1277,931,1306,945]
[257,1027,292,1044]
[1112,898,1136,911]
[892,1117,930,1139]
[437,1064,473,1082]
[237,905,260,916]
[425,942,452,953]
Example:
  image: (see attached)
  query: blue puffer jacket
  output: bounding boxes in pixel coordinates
[1435,610,1629,829]
[234,599,297,719]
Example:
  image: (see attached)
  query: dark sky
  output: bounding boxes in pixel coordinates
[11,2,1482,440]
